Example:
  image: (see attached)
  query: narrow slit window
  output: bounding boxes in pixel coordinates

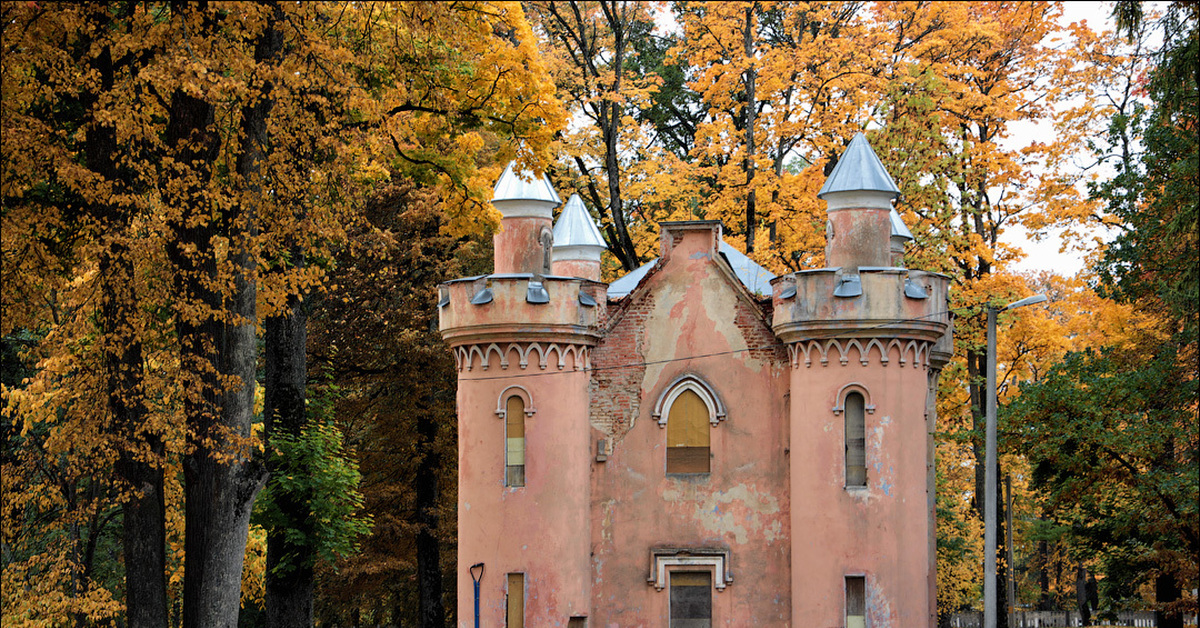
[666,389,710,474]
[506,572,525,627]
[670,571,712,627]
[845,392,866,487]
[506,396,526,487]
[846,575,865,628]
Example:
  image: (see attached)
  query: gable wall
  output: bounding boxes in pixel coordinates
[587,227,792,625]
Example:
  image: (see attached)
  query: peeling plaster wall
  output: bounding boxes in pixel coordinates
[588,227,792,626]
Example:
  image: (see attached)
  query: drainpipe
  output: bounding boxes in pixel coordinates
[470,563,485,628]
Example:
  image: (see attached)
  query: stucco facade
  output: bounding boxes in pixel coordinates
[439,135,952,627]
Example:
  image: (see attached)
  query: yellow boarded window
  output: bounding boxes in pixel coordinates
[506,396,525,487]
[506,572,524,627]
[666,389,710,474]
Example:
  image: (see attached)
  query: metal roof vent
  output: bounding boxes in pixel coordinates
[471,288,493,305]
[526,281,549,304]
[904,278,928,299]
[833,275,863,298]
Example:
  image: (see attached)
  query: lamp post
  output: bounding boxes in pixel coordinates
[985,294,1047,628]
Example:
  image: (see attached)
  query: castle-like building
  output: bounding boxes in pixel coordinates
[439,134,952,627]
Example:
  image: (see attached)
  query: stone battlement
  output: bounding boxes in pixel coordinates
[771,266,951,346]
[438,273,606,347]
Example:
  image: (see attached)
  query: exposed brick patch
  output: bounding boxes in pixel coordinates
[589,285,660,440]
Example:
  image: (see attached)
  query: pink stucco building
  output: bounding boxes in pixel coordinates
[439,134,953,627]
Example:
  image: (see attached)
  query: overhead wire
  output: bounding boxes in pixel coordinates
[451,299,994,382]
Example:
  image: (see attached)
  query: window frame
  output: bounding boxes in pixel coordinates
[832,383,874,490]
[653,375,727,476]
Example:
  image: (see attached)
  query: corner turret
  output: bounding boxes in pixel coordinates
[818,133,901,270]
[890,207,914,266]
[491,161,561,275]
[552,193,607,281]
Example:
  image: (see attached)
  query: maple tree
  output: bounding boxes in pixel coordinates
[525,0,660,271]
[3,2,560,627]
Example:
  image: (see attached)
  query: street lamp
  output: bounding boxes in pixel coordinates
[985,294,1047,628]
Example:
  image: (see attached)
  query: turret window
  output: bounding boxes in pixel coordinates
[506,572,525,627]
[845,392,867,488]
[506,395,526,487]
[845,575,866,627]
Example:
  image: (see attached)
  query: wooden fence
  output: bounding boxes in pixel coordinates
[949,610,1189,627]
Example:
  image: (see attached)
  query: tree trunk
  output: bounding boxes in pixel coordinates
[598,1,639,270]
[1075,563,1091,627]
[415,391,446,628]
[102,247,169,628]
[1037,534,1052,611]
[165,71,265,628]
[742,3,758,253]
[264,294,312,628]
[85,33,169,628]
[218,8,314,628]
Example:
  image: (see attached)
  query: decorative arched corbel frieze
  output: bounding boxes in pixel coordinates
[652,374,727,428]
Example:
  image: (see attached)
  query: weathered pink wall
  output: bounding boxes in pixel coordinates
[455,350,593,627]
[494,216,552,275]
[552,258,601,282]
[587,223,792,626]
[788,345,934,626]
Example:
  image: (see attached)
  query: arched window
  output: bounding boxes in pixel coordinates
[667,389,710,474]
[506,395,526,487]
[844,392,866,487]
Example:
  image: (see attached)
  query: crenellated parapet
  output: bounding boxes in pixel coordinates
[771,266,951,360]
[438,273,606,349]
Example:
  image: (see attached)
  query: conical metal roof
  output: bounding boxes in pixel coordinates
[890,208,914,240]
[817,133,900,200]
[491,160,562,204]
[553,194,607,249]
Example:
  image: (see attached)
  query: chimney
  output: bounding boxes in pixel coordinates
[818,133,900,271]
[491,161,561,275]
[551,193,607,281]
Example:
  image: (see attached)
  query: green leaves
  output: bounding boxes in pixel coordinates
[255,410,372,577]
[1006,342,1199,596]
